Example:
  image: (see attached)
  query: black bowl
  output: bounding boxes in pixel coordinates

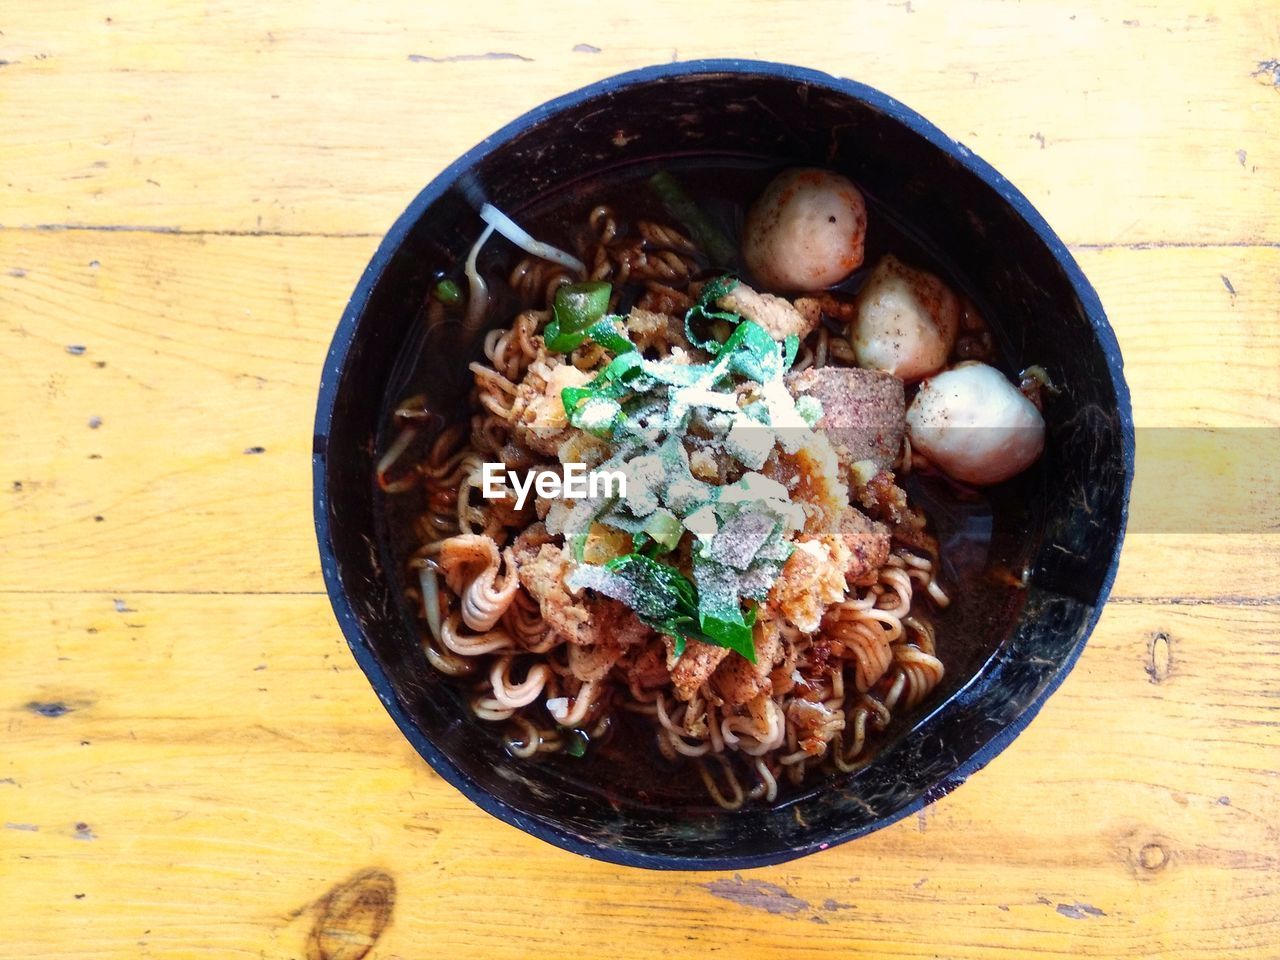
[313,60,1133,869]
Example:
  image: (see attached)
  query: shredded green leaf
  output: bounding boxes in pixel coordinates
[684,275,742,353]
[579,553,757,664]
[602,554,695,622]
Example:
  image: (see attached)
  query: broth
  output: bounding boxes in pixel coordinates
[377,156,1037,811]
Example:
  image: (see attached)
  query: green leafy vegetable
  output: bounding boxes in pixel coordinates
[560,312,790,440]
[698,600,757,662]
[602,554,696,623]
[574,552,757,664]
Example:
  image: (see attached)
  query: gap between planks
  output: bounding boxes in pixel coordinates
[2,223,1279,250]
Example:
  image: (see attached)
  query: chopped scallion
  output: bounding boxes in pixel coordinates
[434,278,462,305]
[648,171,737,268]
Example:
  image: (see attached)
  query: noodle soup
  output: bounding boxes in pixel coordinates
[376,157,1045,810]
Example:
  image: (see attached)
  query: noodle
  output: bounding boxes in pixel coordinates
[697,754,746,811]
[383,202,953,809]
[436,535,520,632]
[509,256,573,309]
[489,655,552,708]
[439,611,514,656]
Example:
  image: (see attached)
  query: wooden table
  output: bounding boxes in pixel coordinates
[3,2,1278,957]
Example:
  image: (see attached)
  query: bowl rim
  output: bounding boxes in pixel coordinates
[313,57,1135,870]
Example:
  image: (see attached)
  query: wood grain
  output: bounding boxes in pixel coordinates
[0,1,1278,244]
[2,0,1279,957]
[2,232,1275,599]
[2,594,1276,957]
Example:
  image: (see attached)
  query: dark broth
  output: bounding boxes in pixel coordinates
[377,156,1037,811]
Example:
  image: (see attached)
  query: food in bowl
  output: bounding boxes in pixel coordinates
[316,62,1132,866]
[375,160,1047,809]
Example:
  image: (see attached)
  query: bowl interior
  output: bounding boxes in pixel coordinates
[314,61,1132,868]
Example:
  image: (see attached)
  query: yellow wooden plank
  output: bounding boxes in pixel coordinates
[1082,245,1280,429]
[1,592,1275,958]
[2,230,1275,598]
[0,230,357,594]
[3,3,1279,955]
[0,0,1276,244]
